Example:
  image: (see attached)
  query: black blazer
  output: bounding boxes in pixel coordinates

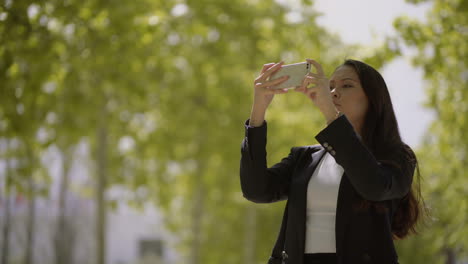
[240,115,415,264]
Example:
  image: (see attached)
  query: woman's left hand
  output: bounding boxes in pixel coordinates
[295,59,339,123]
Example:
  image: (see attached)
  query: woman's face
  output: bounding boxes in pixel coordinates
[330,65,369,134]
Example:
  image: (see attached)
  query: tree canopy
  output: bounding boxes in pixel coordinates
[392,0,468,263]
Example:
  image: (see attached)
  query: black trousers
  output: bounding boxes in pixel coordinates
[303,253,337,264]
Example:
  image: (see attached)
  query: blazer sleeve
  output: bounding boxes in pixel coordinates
[315,114,415,201]
[240,119,299,203]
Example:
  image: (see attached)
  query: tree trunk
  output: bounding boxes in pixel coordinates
[243,205,257,264]
[189,175,204,264]
[24,178,36,264]
[96,104,108,264]
[1,142,12,264]
[0,194,11,264]
[444,247,456,264]
[54,147,74,264]
[24,145,37,264]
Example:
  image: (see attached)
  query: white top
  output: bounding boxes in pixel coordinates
[304,152,344,253]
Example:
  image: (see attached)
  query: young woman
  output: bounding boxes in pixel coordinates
[240,59,424,264]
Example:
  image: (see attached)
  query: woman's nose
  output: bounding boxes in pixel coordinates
[331,90,339,98]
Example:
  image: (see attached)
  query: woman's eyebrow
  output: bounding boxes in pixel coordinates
[341,78,359,83]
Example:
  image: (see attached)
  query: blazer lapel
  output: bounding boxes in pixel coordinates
[305,147,326,182]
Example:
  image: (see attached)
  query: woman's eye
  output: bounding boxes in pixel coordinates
[343,84,353,88]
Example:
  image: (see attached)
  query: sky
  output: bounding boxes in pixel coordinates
[298,0,435,148]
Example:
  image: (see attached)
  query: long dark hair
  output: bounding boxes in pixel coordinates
[341,59,427,239]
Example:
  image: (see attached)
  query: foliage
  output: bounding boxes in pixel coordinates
[392,0,468,262]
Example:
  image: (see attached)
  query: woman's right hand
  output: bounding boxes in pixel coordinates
[249,61,289,127]
[253,61,290,109]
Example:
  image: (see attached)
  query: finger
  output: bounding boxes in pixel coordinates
[305,77,319,89]
[261,63,275,74]
[298,76,317,92]
[255,75,289,88]
[294,87,305,93]
[260,61,284,80]
[255,63,276,84]
[265,87,289,95]
[306,72,322,78]
[306,83,317,90]
[265,61,284,76]
[298,78,308,93]
[306,84,320,98]
[306,59,324,76]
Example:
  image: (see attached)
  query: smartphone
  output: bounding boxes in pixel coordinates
[269,61,311,89]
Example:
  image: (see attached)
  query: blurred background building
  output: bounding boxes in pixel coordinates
[0,142,178,264]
